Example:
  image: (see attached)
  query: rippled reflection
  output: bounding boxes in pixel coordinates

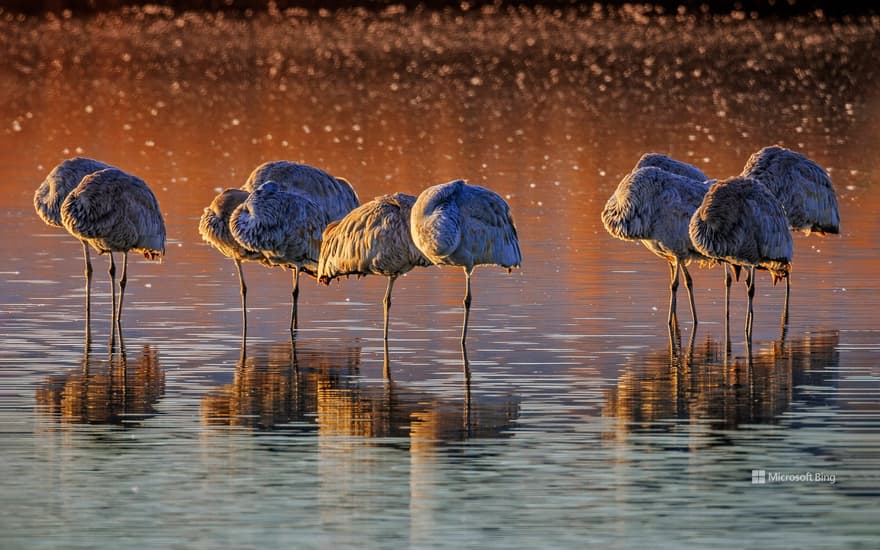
[201,339,519,442]
[34,341,164,426]
[603,331,838,436]
[201,340,354,431]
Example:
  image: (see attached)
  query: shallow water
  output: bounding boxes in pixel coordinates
[1,6,879,548]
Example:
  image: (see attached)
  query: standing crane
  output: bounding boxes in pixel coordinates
[229,181,329,332]
[200,161,359,334]
[410,180,521,344]
[34,157,114,317]
[198,188,270,337]
[689,176,793,339]
[60,167,166,330]
[318,193,431,342]
[602,165,713,326]
[739,145,840,321]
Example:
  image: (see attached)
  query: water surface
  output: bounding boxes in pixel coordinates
[1,6,879,548]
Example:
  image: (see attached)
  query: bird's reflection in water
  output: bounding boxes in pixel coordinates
[200,339,359,431]
[201,338,519,442]
[35,340,164,426]
[603,330,838,440]
[200,337,519,545]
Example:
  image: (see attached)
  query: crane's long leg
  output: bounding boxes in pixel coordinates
[290,266,300,333]
[745,266,756,339]
[779,274,790,343]
[82,241,93,323]
[685,324,697,364]
[116,252,128,328]
[238,324,247,364]
[108,252,117,351]
[234,259,247,338]
[461,267,474,344]
[108,252,117,320]
[667,261,680,327]
[724,264,733,324]
[667,317,680,358]
[781,274,790,327]
[681,263,698,325]
[383,339,391,380]
[383,275,397,341]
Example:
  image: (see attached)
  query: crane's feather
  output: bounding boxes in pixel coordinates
[602,166,711,263]
[34,157,113,228]
[60,167,166,260]
[318,193,430,283]
[458,184,522,269]
[689,177,792,279]
[242,161,359,222]
[634,153,708,181]
[740,145,840,234]
[411,180,521,271]
[198,188,267,266]
[230,182,328,275]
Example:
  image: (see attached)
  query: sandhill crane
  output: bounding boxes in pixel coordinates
[33,157,113,316]
[198,188,271,336]
[631,154,752,324]
[318,193,431,342]
[635,152,709,182]
[601,165,713,326]
[689,177,793,338]
[242,160,359,222]
[60,167,166,329]
[229,181,329,332]
[739,145,840,319]
[410,180,521,344]
[200,161,358,334]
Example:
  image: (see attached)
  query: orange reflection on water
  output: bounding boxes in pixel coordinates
[602,331,838,440]
[200,340,519,440]
[35,344,164,426]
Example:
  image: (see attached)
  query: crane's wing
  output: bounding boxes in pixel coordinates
[459,185,522,269]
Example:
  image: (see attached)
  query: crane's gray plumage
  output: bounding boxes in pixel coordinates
[61,168,166,259]
[319,193,429,280]
[229,181,330,331]
[60,167,166,328]
[33,157,116,322]
[199,188,267,267]
[411,180,521,344]
[198,188,269,336]
[318,193,431,341]
[601,165,712,325]
[411,180,521,270]
[34,157,113,228]
[689,176,792,337]
[740,145,840,235]
[242,160,359,222]
[635,153,708,182]
[231,181,327,273]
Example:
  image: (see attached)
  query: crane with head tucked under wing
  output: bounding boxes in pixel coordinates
[602,163,714,327]
[60,166,166,329]
[689,176,793,339]
[410,179,521,345]
[739,145,840,321]
[318,192,431,342]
